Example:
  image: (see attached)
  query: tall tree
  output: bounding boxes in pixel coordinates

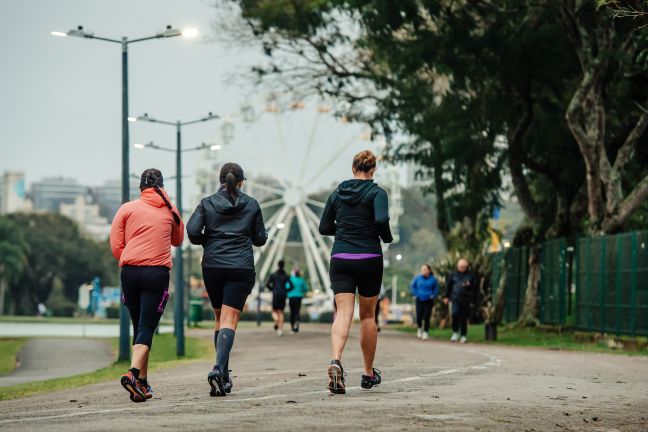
[0,217,28,315]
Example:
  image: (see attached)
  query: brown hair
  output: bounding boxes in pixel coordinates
[219,162,245,201]
[352,150,377,173]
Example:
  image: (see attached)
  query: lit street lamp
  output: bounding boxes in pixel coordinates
[134,137,220,356]
[52,24,198,362]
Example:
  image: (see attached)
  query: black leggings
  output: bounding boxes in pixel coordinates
[451,301,470,336]
[415,298,434,332]
[289,297,302,331]
[121,265,170,348]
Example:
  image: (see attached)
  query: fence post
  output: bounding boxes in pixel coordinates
[630,233,638,337]
[599,238,607,334]
[559,238,567,326]
[615,235,623,336]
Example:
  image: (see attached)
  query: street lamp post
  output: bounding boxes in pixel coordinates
[52,24,198,362]
[133,138,220,356]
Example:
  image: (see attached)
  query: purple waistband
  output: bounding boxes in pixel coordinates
[331,253,382,260]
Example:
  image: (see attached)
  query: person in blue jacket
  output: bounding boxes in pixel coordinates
[287,268,309,334]
[410,264,439,340]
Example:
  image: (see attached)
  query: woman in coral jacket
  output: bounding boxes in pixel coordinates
[109,168,184,403]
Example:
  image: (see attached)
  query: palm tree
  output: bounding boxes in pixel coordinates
[0,217,28,315]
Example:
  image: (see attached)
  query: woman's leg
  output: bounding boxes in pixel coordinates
[216,305,241,371]
[331,293,355,360]
[415,298,423,329]
[134,269,168,375]
[423,300,433,332]
[277,309,284,332]
[358,295,379,376]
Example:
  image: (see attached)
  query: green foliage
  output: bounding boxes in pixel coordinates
[1,213,118,315]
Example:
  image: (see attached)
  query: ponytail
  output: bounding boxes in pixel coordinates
[153,185,181,226]
[225,172,239,201]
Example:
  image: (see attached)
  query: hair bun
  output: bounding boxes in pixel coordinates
[352,150,377,173]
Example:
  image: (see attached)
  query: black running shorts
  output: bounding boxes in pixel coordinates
[329,257,383,298]
[202,267,256,311]
[272,294,287,311]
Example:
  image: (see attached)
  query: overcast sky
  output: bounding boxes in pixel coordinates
[0,0,376,209]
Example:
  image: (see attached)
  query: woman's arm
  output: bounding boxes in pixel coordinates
[186,202,206,245]
[109,206,127,260]
[251,205,268,247]
[170,205,185,247]
[318,193,337,236]
[373,189,393,243]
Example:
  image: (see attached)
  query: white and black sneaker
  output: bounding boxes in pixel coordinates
[223,369,233,394]
[361,368,382,390]
[327,360,346,394]
[208,366,226,397]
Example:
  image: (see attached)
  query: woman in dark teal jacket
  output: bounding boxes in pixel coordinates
[287,269,309,333]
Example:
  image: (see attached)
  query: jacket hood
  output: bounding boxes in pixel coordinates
[206,187,251,215]
[337,179,378,204]
[140,188,169,208]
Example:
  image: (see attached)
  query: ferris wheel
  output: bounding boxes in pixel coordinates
[194,96,402,309]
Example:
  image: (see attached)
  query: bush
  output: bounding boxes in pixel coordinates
[106,306,120,319]
[318,311,334,323]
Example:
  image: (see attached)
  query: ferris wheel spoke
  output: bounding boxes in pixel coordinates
[295,206,332,298]
[304,132,360,185]
[297,109,322,184]
[254,205,290,263]
[305,198,326,209]
[246,181,285,197]
[259,198,284,209]
[298,221,323,295]
[301,205,333,260]
[302,204,334,247]
[258,209,294,285]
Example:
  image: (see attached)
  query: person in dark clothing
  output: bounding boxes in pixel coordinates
[266,260,294,336]
[444,258,478,343]
[319,149,393,394]
[186,162,268,397]
[410,264,439,340]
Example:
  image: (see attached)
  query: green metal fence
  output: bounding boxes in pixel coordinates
[538,238,569,325]
[503,247,528,323]
[575,231,648,336]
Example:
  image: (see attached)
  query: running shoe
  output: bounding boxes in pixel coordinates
[450,332,459,342]
[223,370,233,394]
[422,332,429,340]
[327,360,346,394]
[360,368,382,390]
[417,328,423,339]
[138,379,153,399]
[120,370,147,403]
[459,336,467,344]
[277,329,284,337]
[208,366,226,397]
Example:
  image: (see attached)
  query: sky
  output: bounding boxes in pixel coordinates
[0,0,375,210]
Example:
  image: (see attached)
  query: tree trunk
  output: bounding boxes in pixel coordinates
[0,265,5,315]
[493,258,508,325]
[518,246,541,326]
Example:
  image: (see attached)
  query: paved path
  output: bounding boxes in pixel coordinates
[0,338,113,387]
[0,324,646,431]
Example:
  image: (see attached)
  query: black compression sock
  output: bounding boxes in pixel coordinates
[216,328,235,372]
[129,368,140,379]
[138,377,148,386]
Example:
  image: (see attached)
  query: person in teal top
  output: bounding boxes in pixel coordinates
[287,269,309,333]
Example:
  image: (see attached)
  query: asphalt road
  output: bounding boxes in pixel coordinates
[0,324,646,431]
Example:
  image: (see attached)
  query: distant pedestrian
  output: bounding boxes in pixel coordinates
[266,260,293,336]
[287,268,309,334]
[410,264,439,340]
[444,258,478,343]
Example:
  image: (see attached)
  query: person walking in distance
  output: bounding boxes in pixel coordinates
[287,268,309,334]
[266,260,293,336]
[444,258,478,343]
[410,264,439,340]
[186,163,268,397]
[319,150,393,393]
[110,168,184,403]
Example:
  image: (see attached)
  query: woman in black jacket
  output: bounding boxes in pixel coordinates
[319,150,393,394]
[186,162,268,397]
